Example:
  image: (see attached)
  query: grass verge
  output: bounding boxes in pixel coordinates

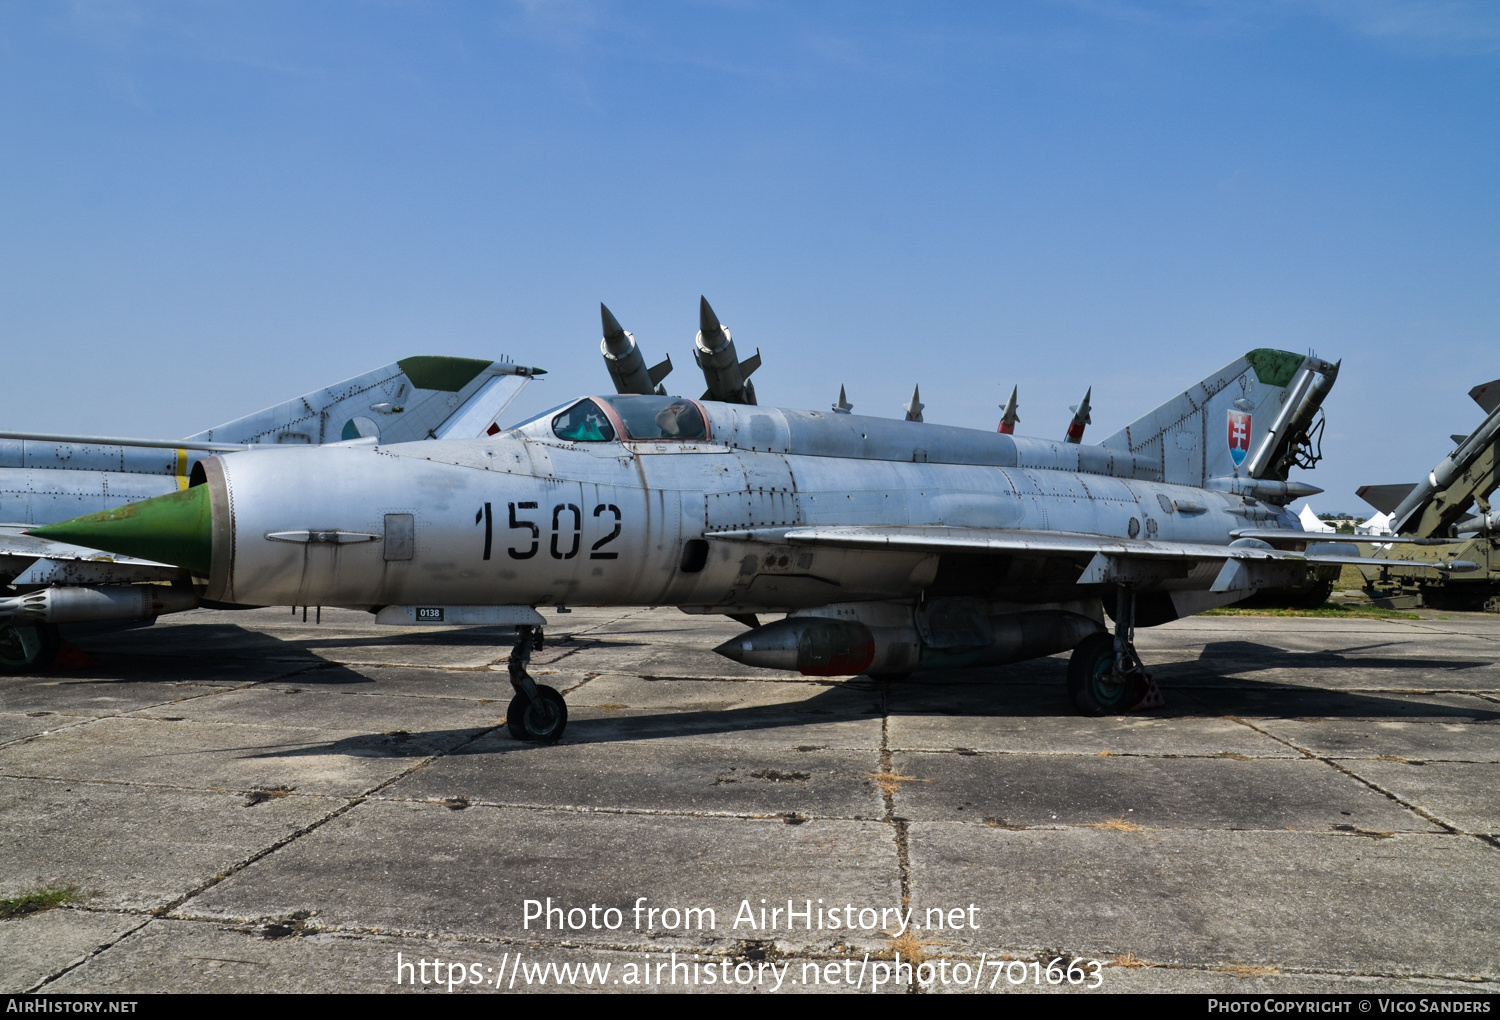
[1201,605,1419,620]
[1,884,81,919]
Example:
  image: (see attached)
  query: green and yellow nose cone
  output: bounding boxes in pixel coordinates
[29,484,212,575]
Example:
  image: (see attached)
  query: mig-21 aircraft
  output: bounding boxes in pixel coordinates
[0,355,540,671]
[26,301,1473,740]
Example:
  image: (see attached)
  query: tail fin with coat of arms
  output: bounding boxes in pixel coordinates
[1099,349,1339,488]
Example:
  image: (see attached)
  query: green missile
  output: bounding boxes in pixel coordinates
[28,485,212,575]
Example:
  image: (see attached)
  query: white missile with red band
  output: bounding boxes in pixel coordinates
[998,386,1019,435]
[1065,387,1092,444]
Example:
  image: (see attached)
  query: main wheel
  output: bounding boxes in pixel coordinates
[1285,578,1335,610]
[506,686,568,743]
[0,622,60,675]
[1067,632,1144,716]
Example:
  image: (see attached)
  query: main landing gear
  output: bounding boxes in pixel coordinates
[1067,586,1164,716]
[505,625,568,743]
[0,621,60,675]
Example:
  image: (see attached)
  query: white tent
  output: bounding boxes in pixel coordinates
[1357,511,1394,536]
[1298,504,1336,533]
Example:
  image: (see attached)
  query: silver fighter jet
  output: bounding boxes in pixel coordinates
[29,334,1471,739]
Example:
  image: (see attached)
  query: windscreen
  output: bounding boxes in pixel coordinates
[551,399,617,442]
[599,395,707,441]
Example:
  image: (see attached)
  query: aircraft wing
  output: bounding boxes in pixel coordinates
[713,525,1476,590]
[720,525,1270,559]
[0,526,183,586]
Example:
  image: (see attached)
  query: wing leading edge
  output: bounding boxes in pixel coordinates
[711,524,1476,593]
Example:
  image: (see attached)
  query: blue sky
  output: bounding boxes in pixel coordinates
[2,1,1497,512]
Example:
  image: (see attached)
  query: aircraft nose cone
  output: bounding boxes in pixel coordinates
[28,484,213,575]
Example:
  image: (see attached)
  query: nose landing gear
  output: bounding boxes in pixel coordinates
[505,625,568,742]
[1067,586,1164,716]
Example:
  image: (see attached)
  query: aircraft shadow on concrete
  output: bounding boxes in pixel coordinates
[1189,639,1494,678]
[30,622,1497,758]
[67,620,533,654]
[247,672,1495,762]
[55,622,646,683]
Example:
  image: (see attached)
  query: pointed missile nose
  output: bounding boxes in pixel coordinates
[600,303,634,359]
[601,302,625,341]
[699,295,723,337]
[28,485,212,575]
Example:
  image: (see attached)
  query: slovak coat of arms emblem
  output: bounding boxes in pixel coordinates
[1227,409,1252,467]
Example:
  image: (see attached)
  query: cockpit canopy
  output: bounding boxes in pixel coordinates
[549,395,708,443]
[599,395,706,440]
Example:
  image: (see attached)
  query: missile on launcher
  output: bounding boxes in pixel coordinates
[1388,392,1500,537]
[903,385,925,423]
[998,386,1019,434]
[693,296,760,405]
[600,303,673,396]
[1065,387,1092,444]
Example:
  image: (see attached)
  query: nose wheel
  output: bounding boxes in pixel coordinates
[1067,586,1163,715]
[505,625,568,742]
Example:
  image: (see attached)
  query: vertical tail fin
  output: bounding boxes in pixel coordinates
[185,357,541,446]
[1099,350,1338,487]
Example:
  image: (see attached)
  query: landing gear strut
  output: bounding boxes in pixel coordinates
[1067,586,1162,716]
[505,625,568,742]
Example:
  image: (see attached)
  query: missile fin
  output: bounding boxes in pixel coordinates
[1356,482,1418,514]
[739,349,761,378]
[648,354,673,387]
[1470,378,1500,415]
